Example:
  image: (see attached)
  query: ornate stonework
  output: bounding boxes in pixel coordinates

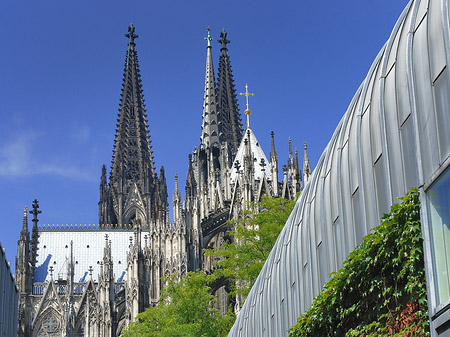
[15,26,310,337]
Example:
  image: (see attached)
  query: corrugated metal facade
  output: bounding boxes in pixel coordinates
[228,0,450,335]
[0,242,18,337]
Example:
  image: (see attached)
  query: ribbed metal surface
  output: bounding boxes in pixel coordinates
[228,0,450,335]
[0,241,18,337]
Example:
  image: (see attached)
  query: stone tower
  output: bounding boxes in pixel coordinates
[15,25,186,337]
[181,28,311,313]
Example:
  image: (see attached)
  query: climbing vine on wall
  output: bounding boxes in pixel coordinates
[289,189,429,336]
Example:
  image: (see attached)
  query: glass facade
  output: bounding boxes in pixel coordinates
[428,167,450,305]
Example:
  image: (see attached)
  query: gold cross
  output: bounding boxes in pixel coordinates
[240,84,254,128]
[240,84,254,113]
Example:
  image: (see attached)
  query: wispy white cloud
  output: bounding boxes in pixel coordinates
[0,130,96,182]
[70,124,90,143]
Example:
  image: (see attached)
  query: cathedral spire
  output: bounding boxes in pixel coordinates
[270,131,277,161]
[112,23,154,180]
[303,142,312,185]
[270,131,279,196]
[217,29,242,155]
[16,206,31,324]
[21,206,29,235]
[201,27,221,148]
[99,25,166,226]
[295,148,302,192]
[29,199,41,268]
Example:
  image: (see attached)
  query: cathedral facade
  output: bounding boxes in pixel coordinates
[15,25,310,337]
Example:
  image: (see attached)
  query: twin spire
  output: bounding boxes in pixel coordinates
[201,27,243,154]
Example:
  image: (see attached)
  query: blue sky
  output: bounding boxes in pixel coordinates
[0,0,409,271]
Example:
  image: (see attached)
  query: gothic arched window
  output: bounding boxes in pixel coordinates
[36,314,60,337]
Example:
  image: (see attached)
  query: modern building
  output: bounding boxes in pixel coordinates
[0,241,18,337]
[15,25,309,336]
[228,0,450,336]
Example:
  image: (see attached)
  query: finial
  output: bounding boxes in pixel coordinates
[204,27,213,48]
[260,158,266,172]
[234,160,241,173]
[49,266,54,278]
[88,266,93,278]
[304,142,307,150]
[30,198,42,231]
[218,28,230,50]
[23,206,28,217]
[175,174,178,190]
[125,23,139,48]
[240,84,255,128]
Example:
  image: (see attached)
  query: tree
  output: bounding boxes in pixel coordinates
[121,196,296,336]
[206,196,297,300]
[121,271,234,337]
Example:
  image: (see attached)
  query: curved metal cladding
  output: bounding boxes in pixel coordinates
[228,0,450,335]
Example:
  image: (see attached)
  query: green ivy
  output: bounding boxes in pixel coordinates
[289,189,430,336]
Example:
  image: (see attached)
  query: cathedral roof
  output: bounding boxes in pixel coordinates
[33,228,148,283]
[230,126,271,184]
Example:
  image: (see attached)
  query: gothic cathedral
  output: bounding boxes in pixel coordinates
[15,25,311,337]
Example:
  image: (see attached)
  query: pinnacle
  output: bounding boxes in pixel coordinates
[125,23,139,49]
[218,29,230,50]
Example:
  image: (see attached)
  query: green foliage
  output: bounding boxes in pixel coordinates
[289,189,429,337]
[121,196,295,336]
[119,198,295,337]
[121,271,235,337]
[206,196,297,299]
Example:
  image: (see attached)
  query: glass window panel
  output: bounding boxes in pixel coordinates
[428,166,450,305]
[434,67,450,163]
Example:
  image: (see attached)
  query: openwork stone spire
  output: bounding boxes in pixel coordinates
[112,23,154,181]
[201,27,221,148]
[217,29,242,155]
[99,24,167,226]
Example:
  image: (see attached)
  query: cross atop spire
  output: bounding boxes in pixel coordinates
[30,199,42,221]
[240,84,254,128]
[125,23,138,49]
[218,29,230,50]
[204,27,213,48]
